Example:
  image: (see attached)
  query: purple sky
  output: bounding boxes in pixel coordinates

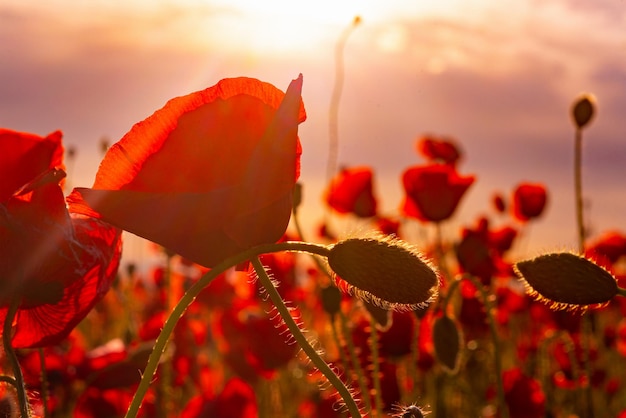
[1,0,624,265]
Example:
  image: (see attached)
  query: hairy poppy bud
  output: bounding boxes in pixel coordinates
[433,315,463,374]
[328,234,439,311]
[571,94,596,129]
[393,404,429,418]
[514,252,617,312]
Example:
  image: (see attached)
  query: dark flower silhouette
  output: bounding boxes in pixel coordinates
[511,182,548,222]
[325,166,377,217]
[0,129,122,348]
[69,76,306,267]
[401,163,475,223]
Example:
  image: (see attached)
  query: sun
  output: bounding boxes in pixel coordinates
[200,0,388,54]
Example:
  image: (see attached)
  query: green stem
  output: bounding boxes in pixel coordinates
[330,317,352,383]
[3,298,30,418]
[339,310,372,415]
[38,348,49,418]
[462,275,509,418]
[574,128,585,253]
[574,126,593,418]
[124,241,331,418]
[616,287,626,298]
[251,257,362,418]
[369,324,383,417]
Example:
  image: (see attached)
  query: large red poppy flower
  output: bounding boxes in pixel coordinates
[511,182,548,222]
[401,163,475,223]
[68,76,306,267]
[325,166,377,218]
[0,129,122,348]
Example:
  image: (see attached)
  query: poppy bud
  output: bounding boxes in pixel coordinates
[363,301,392,330]
[320,285,342,317]
[433,315,462,374]
[571,94,596,129]
[514,252,618,312]
[327,234,439,311]
[395,404,428,418]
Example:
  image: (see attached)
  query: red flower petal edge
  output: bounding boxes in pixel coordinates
[68,76,306,267]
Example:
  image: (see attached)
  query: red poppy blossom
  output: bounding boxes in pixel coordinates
[511,183,548,222]
[401,164,475,223]
[0,129,122,348]
[69,76,306,267]
[416,135,461,165]
[325,166,377,217]
[502,367,546,418]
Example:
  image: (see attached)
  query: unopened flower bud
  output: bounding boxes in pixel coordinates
[433,315,462,374]
[514,252,617,312]
[571,94,596,129]
[320,284,342,317]
[328,235,439,311]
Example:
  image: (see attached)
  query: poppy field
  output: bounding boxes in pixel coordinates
[1,73,626,418]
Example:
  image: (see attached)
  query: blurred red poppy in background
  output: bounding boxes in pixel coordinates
[0,129,122,348]
[69,76,306,267]
[325,166,377,218]
[415,135,462,166]
[502,367,546,418]
[401,164,475,223]
[511,183,548,222]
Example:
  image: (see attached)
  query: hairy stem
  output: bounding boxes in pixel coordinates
[124,241,331,418]
[251,257,362,417]
[369,323,383,417]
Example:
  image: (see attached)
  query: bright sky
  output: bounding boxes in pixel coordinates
[1,0,625,264]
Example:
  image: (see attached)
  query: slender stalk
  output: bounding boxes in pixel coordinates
[339,310,372,415]
[330,318,352,383]
[574,128,585,254]
[574,126,593,418]
[369,324,383,417]
[3,298,30,418]
[38,348,50,418]
[327,16,361,186]
[251,257,362,418]
[462,275,509,418]
[124,241,331,418]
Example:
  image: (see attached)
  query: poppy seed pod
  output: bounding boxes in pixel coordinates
[514,252,618,312]
[327,235,439,311]
[571,94,596,129]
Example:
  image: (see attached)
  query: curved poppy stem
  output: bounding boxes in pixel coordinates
[124,241,331,418]
[251,257,362,418]
[3,298,31,418]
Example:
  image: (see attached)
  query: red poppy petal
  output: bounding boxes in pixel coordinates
[0,129,64,201]
[5,217,122,348]
[68,188,290,267]
[68,76,305,267]
[90,77,305,193]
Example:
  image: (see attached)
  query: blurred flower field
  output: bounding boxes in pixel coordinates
[1,72,625,418]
